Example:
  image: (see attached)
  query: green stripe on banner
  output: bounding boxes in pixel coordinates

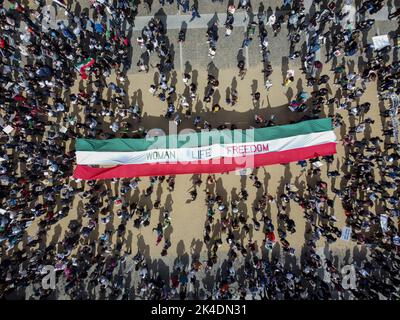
[76,118,333,152]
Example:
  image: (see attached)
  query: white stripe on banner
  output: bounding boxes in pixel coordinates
[76,131,336,165]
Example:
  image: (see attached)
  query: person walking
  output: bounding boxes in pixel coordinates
[177,0,190,13]
[189,4,201,22]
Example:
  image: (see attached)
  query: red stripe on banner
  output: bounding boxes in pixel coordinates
[73,142,337,180]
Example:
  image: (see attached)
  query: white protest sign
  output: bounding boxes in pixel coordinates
[341,226,352,241]
[59,126,68,134]
[3,125,14,134]
[372,35,390,50]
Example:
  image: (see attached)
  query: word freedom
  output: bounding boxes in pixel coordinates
[146,142,270,162]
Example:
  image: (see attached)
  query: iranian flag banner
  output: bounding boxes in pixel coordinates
[73,118,337,180]
[75,58,95,80]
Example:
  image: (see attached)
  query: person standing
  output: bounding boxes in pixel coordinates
[177,0,190,13]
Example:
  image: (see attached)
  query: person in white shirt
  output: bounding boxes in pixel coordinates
[149,84,157,95]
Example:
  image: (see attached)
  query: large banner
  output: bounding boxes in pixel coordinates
[73,118,337,180]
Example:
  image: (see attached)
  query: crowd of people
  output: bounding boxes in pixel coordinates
[0,0,400,300]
